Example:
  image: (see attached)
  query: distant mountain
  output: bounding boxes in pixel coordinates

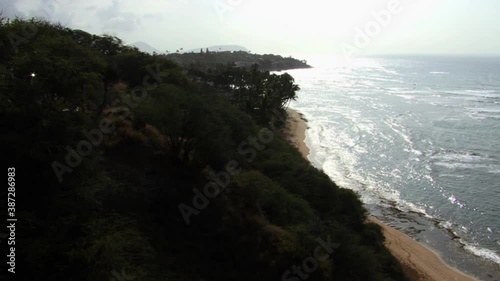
[185,45,248,53]
[130,41,162,54]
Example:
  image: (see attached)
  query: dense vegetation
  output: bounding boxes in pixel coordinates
[0,18,408,281]
[166,49,311,72]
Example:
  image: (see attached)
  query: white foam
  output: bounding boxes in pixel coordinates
[397,200,431,217]
[290,63,500,268]
[434,222,500,264]
[434,162,492,170]
[430,71,450,74]
[440,220,453,229]
[384,119,424,157]
[466,107,500,115]
[397,94,418,100]
[446,90,499,98]
[432,152,487,163]
[466,90,497,94]
[463,243,500,265]
[448,195,466,208]
[439,173,465,178]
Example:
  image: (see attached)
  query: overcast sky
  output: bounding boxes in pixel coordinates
[2,0,499,56]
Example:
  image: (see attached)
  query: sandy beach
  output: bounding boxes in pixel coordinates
[285,108,478,281]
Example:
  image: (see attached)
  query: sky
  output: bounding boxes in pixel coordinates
[1,0,500,56]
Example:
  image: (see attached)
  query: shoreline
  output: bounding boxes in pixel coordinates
[285,108,478,281]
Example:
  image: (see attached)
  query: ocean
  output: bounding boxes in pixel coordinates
[286,55,500,280]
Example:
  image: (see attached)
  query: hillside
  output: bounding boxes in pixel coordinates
[166,50,311,71]
[0,18,407,281]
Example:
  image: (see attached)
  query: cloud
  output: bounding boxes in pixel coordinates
[1,0,82,26]
[1,0,147,32]
[96,0,142,32]
[2,0,498,56]
[103,14,141,32]
[0,0,26,18]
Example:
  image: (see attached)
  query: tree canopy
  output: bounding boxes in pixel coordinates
[0,18,408,281]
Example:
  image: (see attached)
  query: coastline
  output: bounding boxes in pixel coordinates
[285,108,478,281]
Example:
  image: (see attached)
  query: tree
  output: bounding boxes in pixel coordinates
[0,18,409,281]
[209,64,300,122]
[0,18,106,110]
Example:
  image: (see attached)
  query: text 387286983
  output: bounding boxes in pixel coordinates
[7,167,16,274]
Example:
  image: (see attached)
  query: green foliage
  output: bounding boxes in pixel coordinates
[167,50,311,71]
[133,84,254,169]
[233,171,315,226]
[188,63,300,124]
[0,18,408,281]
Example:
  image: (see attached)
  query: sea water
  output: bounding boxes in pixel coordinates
[287,55,500,280]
